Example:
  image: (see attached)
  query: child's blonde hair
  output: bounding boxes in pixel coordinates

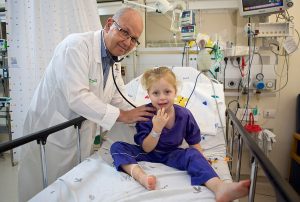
[141,67,177,93]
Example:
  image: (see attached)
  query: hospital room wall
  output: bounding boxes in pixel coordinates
[143,6,300,179]
[234,5,300,179]
[146,9,238,46]
[271,5,300,179]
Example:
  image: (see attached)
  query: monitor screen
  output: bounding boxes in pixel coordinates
[240,0,288,16]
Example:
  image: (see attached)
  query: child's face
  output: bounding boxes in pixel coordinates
[148,78,176,111]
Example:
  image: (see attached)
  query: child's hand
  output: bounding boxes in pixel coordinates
[152,108,169,133]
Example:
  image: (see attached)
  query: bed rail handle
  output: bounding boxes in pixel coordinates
[75,122,83,164]
[39,141,48,188]
[236,134,243,181]
[248,157,258,202]
[226,109,300,202]
[0,116,86,153]
[0,116,86,189]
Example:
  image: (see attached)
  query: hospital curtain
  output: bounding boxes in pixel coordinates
[6,0,101,163]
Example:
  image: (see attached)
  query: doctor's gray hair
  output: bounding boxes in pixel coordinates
[112,7,142,21]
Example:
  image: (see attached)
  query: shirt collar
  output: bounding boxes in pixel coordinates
[101,30,117,65]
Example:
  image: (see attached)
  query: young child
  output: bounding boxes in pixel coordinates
[110,67,250,201]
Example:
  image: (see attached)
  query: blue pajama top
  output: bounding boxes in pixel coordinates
[134,104,201,152]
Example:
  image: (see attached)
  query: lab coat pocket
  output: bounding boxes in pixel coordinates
[47,111,77,148]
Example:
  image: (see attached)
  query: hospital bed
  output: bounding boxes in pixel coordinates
[0,67,299,202]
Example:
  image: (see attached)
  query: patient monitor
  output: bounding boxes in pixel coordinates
[180,10,196,41]
[239,0,293,17]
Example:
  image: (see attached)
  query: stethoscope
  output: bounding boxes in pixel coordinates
[101,29,137,108]
[109,52,137,108]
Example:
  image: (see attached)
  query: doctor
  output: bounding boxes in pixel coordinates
[18,7,155,201]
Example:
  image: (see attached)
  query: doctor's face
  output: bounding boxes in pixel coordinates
[104,11,143,56]
[148,78,176,113]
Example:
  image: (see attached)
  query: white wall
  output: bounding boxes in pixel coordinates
[146,9,238,46]
[234,5,300,179]
[266,5,300,179]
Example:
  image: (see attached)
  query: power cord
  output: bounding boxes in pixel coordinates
[185,72,202,108]
[236,57,243,77]
[223,57,228,91]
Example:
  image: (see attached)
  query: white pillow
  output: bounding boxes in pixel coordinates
[125,67,226,136]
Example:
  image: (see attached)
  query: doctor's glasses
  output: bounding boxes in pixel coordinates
[113,21,140,46]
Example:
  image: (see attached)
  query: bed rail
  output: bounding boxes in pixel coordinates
[1,111,299,201]
[226,109,300,202]
[0,116,86,187]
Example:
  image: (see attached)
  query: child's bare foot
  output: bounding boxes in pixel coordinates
[127,164,157,190]
[215,180,250,202]
[137,174,157,190]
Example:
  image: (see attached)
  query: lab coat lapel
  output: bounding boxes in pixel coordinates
[92,30,108,102]
[94,30,118,103]
[93,30,120,103]
[103,62,119,100]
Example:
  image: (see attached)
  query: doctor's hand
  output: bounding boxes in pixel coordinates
[152,108,169,133]
[117,105,156,124]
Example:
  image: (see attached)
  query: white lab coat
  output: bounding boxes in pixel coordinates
[18,30,133,201]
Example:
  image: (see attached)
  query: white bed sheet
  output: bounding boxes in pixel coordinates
[30,151,231,202]
[30,126,232,202]
[31,67,232,201]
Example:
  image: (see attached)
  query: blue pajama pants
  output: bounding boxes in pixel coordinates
[110,141,218,186]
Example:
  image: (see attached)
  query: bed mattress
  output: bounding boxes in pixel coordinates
[30,67,231,201]
[30,126,232,202]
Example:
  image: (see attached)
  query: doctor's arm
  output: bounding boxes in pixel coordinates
[59,38,155,130]
[111,64,155,123]
[57,38,125,130]
[117,107,155,123]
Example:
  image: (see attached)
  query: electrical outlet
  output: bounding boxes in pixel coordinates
[263,109,276,118]
[236,108,259,121]
[224,78,241,89]
[224,46,250,57]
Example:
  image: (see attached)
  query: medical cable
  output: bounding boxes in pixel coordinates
[178,70,227,154]
[223,57,228,91]
[269,54,289,93]
[236,57,243,77]
[270,29,300,56]
[236,79,242,107]
[182,42,186,66]
[227,99,240,116]
[106,46,137,108]
[208,77,226,142]
[208,70,216,79]
[184,72,202,108]
[183,70,226,146]
[204,151,228,160]
[240,22,255,123]
[204,79,233,161]
[111,64,136,108]
[111,152,148,159]
[255,52,263,73]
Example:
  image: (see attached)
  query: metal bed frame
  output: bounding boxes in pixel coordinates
[0,116,86,187]
[0,111,299,201]
[226,109,299,202]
